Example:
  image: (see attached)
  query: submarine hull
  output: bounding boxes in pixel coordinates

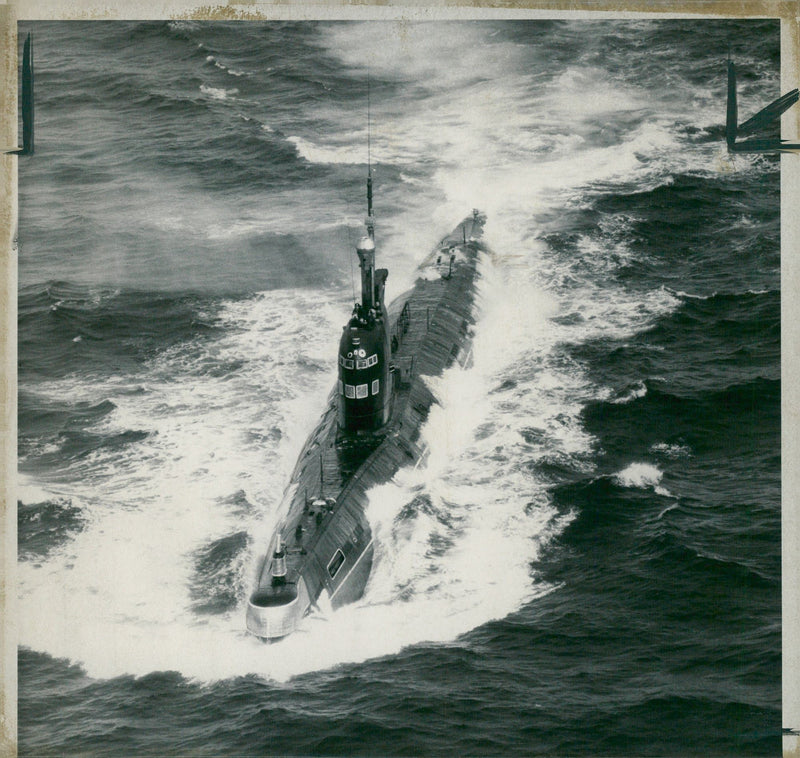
[247,212,487,639]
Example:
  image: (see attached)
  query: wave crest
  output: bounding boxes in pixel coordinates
[613,462,671,497]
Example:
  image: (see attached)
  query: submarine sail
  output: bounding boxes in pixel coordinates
[246,175,488,640]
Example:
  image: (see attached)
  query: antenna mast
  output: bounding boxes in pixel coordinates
[366,75,374,239]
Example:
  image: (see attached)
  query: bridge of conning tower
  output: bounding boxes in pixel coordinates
[338,228,392,434]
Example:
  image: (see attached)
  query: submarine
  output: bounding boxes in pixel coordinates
[246,170,488,640]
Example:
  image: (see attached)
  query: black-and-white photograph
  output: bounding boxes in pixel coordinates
[8,12,787,756]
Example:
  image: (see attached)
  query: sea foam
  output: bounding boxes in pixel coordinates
[613,462,673,497]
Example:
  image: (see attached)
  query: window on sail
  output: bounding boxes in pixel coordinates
[327,549,345,579]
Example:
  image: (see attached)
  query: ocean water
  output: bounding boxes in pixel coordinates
[16,19,780,756]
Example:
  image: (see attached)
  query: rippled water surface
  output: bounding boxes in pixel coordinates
[18,19,780,756]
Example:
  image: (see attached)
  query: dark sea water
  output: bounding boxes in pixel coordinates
[17,19,780,756]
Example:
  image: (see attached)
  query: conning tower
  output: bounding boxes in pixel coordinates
[337,173,392,433]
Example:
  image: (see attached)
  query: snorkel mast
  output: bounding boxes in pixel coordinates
[356,79,378,313]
